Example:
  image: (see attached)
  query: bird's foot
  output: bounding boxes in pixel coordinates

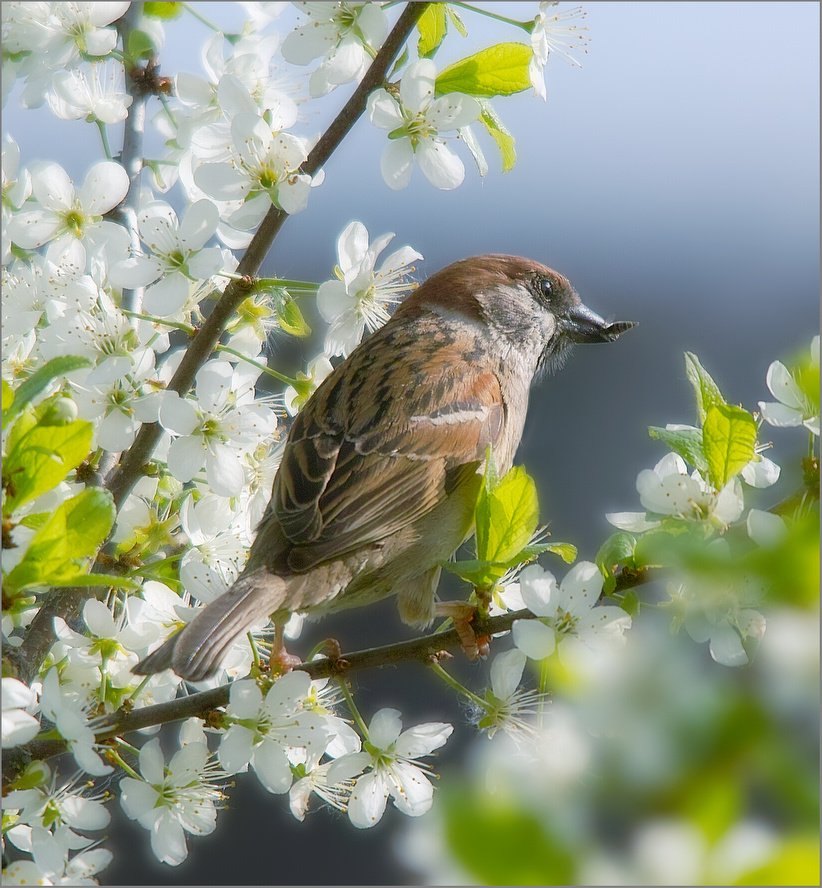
[268,645,303,675]
[435,601,491,660]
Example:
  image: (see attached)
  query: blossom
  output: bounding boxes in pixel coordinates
[512,562,631,666]
[758,336,819,435]
[284,354,334,415]
[218,674,334,794]
[529,2,590,99]
[38,669,113,777]
[367,59,481,190]
[2,676,40,748]
[119,724,225,867]
[7,160,129,270]
[327,708,453,828]
[47,59,132,125]
[158,359,277,496]
[317,220,422,356]
[281,2,389,97]
[108,200,224,316]
[473,648,544,740]
[194,112,313,226]
[2,825,113,886]
[2,134,32,263]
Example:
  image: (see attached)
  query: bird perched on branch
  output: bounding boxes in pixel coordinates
[134,254,635,681]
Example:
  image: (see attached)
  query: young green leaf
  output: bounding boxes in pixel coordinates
[475,465,540,565]
[3,419,93,516]
[446,4,468,37]
[144,1,183,19]
[596,531,637,594]
[702,404,757,487]
[478,99,517,172]
[435,43,533,98]
[648,425,709,474]
[2,356,92,424]
[277,295,311,337]
[417,4,448,58]
[684,352,726,425]
[460,123,488,177]
[62,488,116,561]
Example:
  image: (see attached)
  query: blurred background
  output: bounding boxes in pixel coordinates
[5,2,819,884]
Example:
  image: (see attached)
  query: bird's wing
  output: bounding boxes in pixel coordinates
[270,325,505,571]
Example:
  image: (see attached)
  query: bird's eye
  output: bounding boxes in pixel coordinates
[539,277,553,298]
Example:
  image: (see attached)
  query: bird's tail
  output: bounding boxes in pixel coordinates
[133,570,287,682]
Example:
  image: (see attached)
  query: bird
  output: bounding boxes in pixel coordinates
[134,254,636,681]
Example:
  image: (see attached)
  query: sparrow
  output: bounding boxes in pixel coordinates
[134,254,635,681]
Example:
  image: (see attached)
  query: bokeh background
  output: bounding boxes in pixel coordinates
[4,2,819,884]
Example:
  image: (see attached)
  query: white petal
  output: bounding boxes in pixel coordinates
[2,709,40,748]
[427,94,481,130]
[252,740,293,794]
[713,479,744,526]
[32,162,74,210]
[219,725,254,774]
[139,738,166,784]
[205,441,245,497]
[394,721,453,758]
[159,393,200,435]
[517,563,557,617]
[740,455,780,488]
[606,511,661,532]
[108,255,163,288]
[416,139,465,190]
[558,561,602,617]
[263,670,311,712]
[119,778,159,820]
[368,708,403,749]
[388,761,433,816]
[381,139,414,190]
[150,810,188,866]
[512,619,556,660]
[143,273,190,317]
[746,509,787,548]
[316,279,350,324]
[166,436,206,483]
[489,648,527,701]
[337,220,369,275]
[757,400,803,427]
[83,599,118,637]
[348,771,389,828]
[367,89,403,130]
[765,360,804,408]
[79,161,129,214]
[709,624,748,667]
[400,59,436,114]
[228,679,263,718]
[178,200,219,250]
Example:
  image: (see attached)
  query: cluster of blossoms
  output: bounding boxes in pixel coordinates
[2,2,815,884]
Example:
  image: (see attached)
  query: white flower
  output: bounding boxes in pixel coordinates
[317,220,422,356]
[758,336,819,435]
[2,134,32,263]
[367,59,481,190]
[327,708,453,828]
[158,359,277,496]
[634,452,744,530]
[2,677,40,748]
[7,160,129,271]
[288,749,355,821]
[218,674,333,794]
[109,200,224,316]
[47,59,132,125]
[2,824,112,886]
[474,648,544,740]
[284,354,334,415]
[746,509,788,548]
[281,2,389,97]
[512,562,631,666]
[529,2,590,99]
[119,730,225,867]
[5,776,110,834]
[38,669,113,777]
[194,112,313,225]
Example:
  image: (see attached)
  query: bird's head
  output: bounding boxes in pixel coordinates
[395,254,637,378]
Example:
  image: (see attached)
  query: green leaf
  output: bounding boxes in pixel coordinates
[545,541,577,564]
[2,356,92,424]
[648,425,709,474]
[620,587,641,616]
[475,464,540,565]
[144,1,183,19]
[2,379,12,412]
[596,531,637,593]
[459,123,488,177]
[126,28,157,63]
[277,296,311,337]
[702,404,757,487]
[417,4,448,58]
[443,542,553,588]
[446,4,468,37]
[3,419,93,516]
[478,99,517,172]
[684,352,726,425]
[436,43,533,98]
[4,489,115,593]
[63,488,116,560]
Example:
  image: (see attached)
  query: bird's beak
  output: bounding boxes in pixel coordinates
[563,303,638,343]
